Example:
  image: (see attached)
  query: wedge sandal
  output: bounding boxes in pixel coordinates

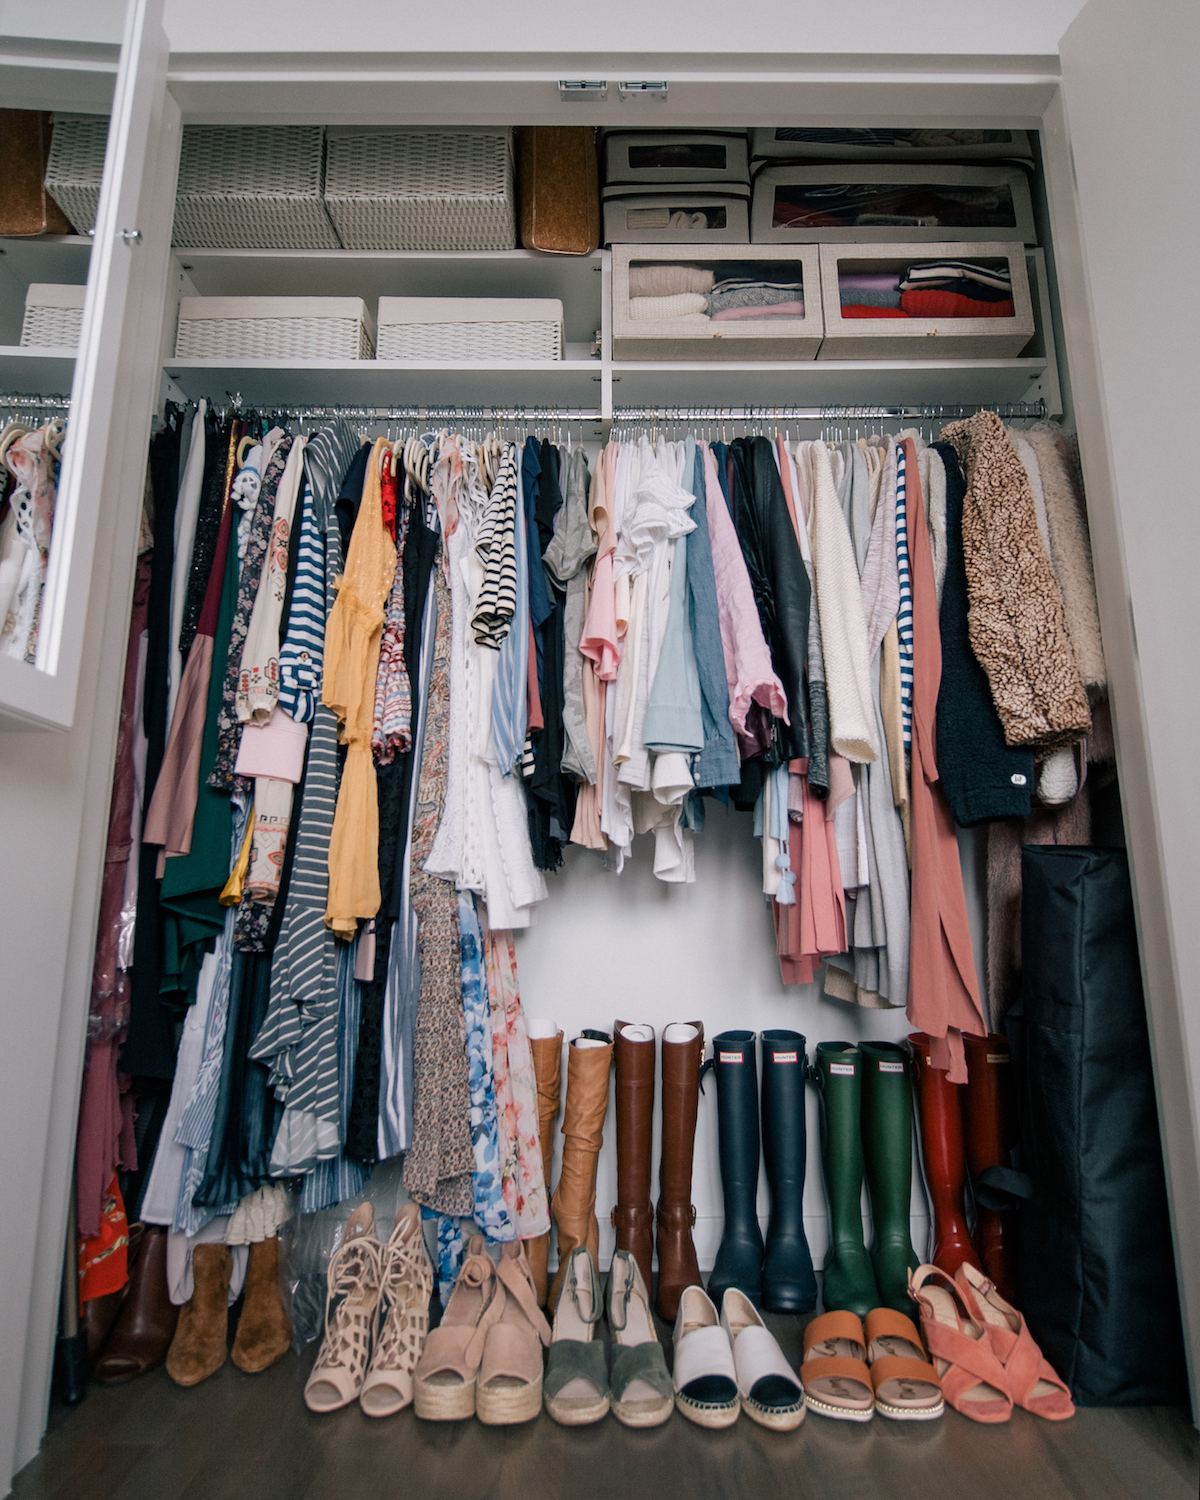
[909,1265,1012,1424]
[476,1240,552,1426]
[864,1306,944,1421]
[413,1235,501,1422]
[304,1205,383,1414]
[608,1250,674,1428]
[800,1310,874,1422]
[672,1285,740,1429]
[721,1288,805,1431]
[955,1263,1075,1421]
[359,1203,433,1418]
[544,1246,609,1427]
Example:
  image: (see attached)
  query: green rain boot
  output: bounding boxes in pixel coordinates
[860,1040,921,1312]
[812,1042,879,1318]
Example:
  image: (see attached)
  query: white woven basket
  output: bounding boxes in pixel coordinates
[376,298,562,361]
[324,128,515,251]
[44,115,109,234]
[20,284,87,349]
[175,296,375,361]
[173,126,341,249]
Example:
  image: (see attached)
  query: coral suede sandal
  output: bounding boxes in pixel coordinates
[955,1263,1075,1421]
[800,1311,875,1421]
[909,1265,1013,1424]
[864,1307,944,1421]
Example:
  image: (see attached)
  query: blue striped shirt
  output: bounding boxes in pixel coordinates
[895,443,914,751]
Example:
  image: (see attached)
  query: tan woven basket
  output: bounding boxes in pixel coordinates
[173,126,341,249]
[376,298,562,361]
[20,284,86,349]
[175,296,375,361]
[44,115,109,234]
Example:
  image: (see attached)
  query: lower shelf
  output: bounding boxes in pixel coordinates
[0,346,76,400]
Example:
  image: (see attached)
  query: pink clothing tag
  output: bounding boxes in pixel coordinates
[235,706,309,783]
[354,922,376,982]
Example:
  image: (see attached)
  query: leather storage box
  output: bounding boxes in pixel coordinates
[0,111,73,237]
[517,127,600,256]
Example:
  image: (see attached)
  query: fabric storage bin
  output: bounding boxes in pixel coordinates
[174,296,375,361]
[817,242,1035,359]
[603,186,750,245]
[0,111,74,236]
[44,114,109,235]
[516,127,600,255]
[376,298,563,361]
[752,164,1036,244]
[173,125,340,249]
[20,283,86,348]
[612,244,821,361]
[750,126,1033,162]
[324,128,515,251]
[604,132,749,185]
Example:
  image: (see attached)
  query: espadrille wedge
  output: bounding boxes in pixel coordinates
[413,1236,500,1422]
[476,1241,552,1426]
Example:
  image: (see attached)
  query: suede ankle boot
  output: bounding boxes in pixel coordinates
[813,1042,879,1318]
[707,1031,765,1306]
[910,1032,982,1277]
[166,1243,232,1387]
[526,1025,564,1306]
[612,1021,656,1298]
[859,1040,920,1311]
[231,1237,292,1373]
[654,1021,705,1321]
[548,1033,612,1311]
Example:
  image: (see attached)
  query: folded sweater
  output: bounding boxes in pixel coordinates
[630,292,709,320]
[901,289,1015,319]
[628,265,714,297]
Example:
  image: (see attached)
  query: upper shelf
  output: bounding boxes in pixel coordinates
[0,346,76,397]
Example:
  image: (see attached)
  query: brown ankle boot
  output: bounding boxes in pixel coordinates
[94,1224,177,1385]
[526,1027,564,1306]
[166,1243,231,1387]
[611,1021,656,1297]
[231,1237,292,1374]
[654,1021,705,1322]
[547,1033,613,1311]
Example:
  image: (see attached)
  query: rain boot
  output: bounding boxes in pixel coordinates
[859,1039,920,1312]
[909,1031,982,1276]
[960,1032,1019,1302]
[812,1042,878,1318]
[548,1032,612,1311]
[526,1022,564,1306]
[654,1021,705,1321]
[612,1021,656,1298]
[707,1031,765,1306]
[759,1030,817,1313]
[166,1243,232,1387]
[231,1237,292,1373]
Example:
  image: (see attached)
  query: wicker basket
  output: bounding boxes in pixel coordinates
[173,126,341,249]
[376,298,562,361]
[20,283,86,348]
[175,296,375,361]
[44,115,109,234]
[324,128,515,251]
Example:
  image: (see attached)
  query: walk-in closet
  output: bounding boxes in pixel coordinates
[0,1,1197,1497]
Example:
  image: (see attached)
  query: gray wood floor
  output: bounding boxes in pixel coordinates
[13,1312,1198,1500]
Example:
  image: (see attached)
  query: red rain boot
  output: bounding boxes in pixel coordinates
[960,1032,1019,1302]
[909,1032,982,1276]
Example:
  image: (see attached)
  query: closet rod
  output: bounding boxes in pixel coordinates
[0,392,72,415]
[609,401,1047,422]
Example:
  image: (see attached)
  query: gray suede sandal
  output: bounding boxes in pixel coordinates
[544,1247,610,1426]
[608,1250,674,1428]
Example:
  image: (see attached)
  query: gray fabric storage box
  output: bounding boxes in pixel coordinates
[604,132,749,185]
[603,186,750,245]
[750,126,1034,162]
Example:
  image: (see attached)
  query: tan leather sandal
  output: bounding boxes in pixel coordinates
[476,1240,552,1426]
[800,1310,874,1421]
[304,1205,382,1413]
[360,1203,434,1418]
[954,1263,1075,1421]
[413,1234,501,1422]
[909,1265,1012,1424]
[864,1306,944,1421]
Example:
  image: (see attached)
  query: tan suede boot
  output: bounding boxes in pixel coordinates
[166,1243,231,1387]
[231,1237,292,1374]
[526,1028,563,1306]
[548,1034,612,1311]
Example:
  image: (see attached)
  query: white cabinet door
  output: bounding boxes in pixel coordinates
[0,0,172,730]
[1054,0,1200,1411]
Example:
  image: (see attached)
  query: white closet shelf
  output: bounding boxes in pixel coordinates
[172,248,604,344]
[0,236,92,284]
[610,357,1054,411]
[162,356,604,408]
[0,346,77,392]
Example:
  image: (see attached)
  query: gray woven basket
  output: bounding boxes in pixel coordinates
[45,115,109,234]
[324,128,515,251]
[173,125,341,249]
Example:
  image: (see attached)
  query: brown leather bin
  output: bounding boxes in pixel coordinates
[0,111,74,237]
[516,127,600,256]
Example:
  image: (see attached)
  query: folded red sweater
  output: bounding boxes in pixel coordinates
[900,289,1016,319]
[840,305,910,319]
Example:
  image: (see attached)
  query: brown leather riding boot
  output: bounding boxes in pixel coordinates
[547,1033,612,1311]
[654,1021,705,1322]
[525,1026,564,1306]
[611,1021,656,1297]
[94,1224,177,1385]
[231,1237,292,1373]
[166,1243,232,1387]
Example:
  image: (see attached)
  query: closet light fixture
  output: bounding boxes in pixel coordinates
[619,81,668,100]
[558,80,608,101]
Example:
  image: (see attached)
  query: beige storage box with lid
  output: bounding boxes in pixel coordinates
[752,163,1036,245]
[817,242,1035,359]
[174,296,375,361]
[376,297,563,361]
[20,283,86,349]
[602,186,751,245]
[612,243,822,361]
